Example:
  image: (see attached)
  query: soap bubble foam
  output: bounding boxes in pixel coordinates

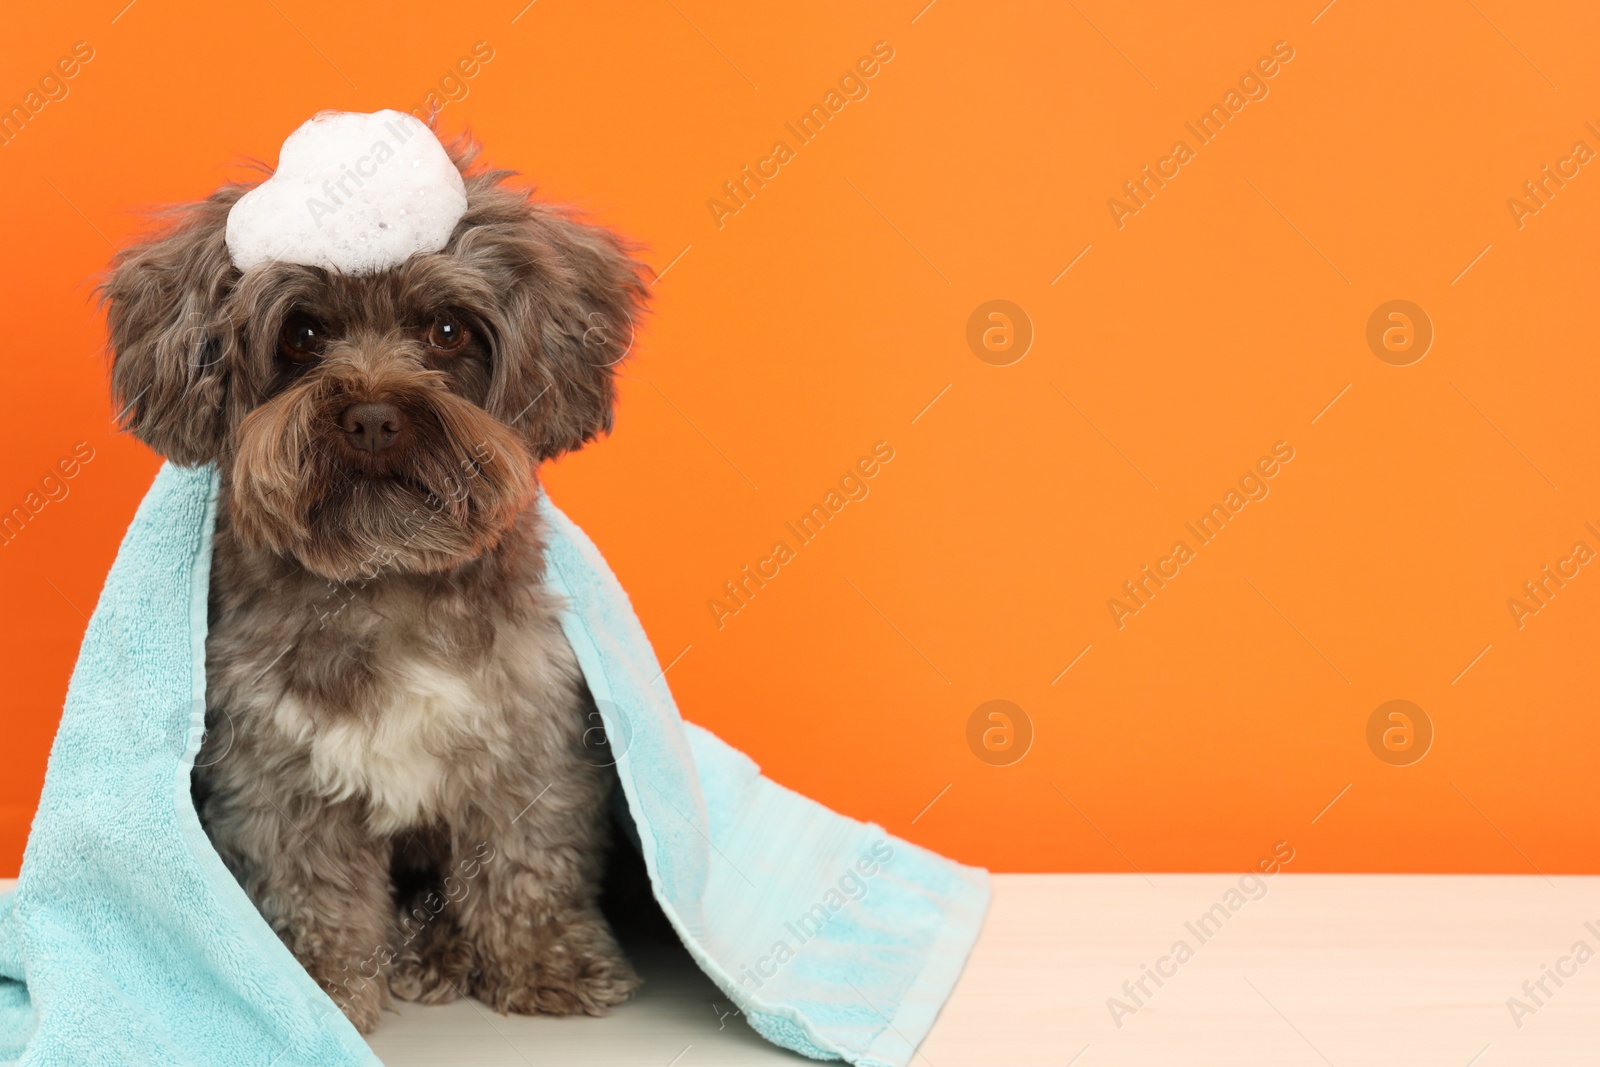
[225,109,468,275]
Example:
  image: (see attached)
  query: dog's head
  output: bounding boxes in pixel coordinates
[101,136,646,582]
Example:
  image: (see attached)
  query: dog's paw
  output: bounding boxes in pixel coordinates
[473,923,640,1017]
[390,933,477,1005]
[314,970,389,1034]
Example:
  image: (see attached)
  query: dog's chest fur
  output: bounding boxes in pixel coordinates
[270,654,528,833]
[200,503,589,835]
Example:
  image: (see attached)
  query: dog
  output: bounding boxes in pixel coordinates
[98,127,649,1033]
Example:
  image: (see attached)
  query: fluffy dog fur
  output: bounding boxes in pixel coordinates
[99,136,649,1032]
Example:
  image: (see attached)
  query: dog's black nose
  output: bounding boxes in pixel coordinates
[340,402,405,452]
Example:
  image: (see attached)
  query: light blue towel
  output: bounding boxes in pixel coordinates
[0,463,988,1067]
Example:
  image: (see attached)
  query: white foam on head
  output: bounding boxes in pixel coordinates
[225,109,468,275]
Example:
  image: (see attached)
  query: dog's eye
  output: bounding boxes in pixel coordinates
[279,317,324,362]
[424,317,470,353]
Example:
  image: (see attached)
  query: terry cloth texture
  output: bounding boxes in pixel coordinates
[0,462,988,1066]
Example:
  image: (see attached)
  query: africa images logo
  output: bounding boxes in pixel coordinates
[708,442,895,629]
[1107,442,1295,629]
[1105,41,1296,229]
[706,41,896,229]
[736,841,894,992]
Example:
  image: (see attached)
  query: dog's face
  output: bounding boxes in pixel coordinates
[101,148,646,581]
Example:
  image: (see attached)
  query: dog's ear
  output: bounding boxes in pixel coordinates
[100,187,244,465]
[464,181,649,461]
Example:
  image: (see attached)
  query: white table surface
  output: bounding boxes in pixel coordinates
[6,873,1598,1065]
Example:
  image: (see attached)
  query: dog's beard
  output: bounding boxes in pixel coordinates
[229,374,535,581]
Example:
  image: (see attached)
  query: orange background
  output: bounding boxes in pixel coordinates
[2,0,1597,876]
